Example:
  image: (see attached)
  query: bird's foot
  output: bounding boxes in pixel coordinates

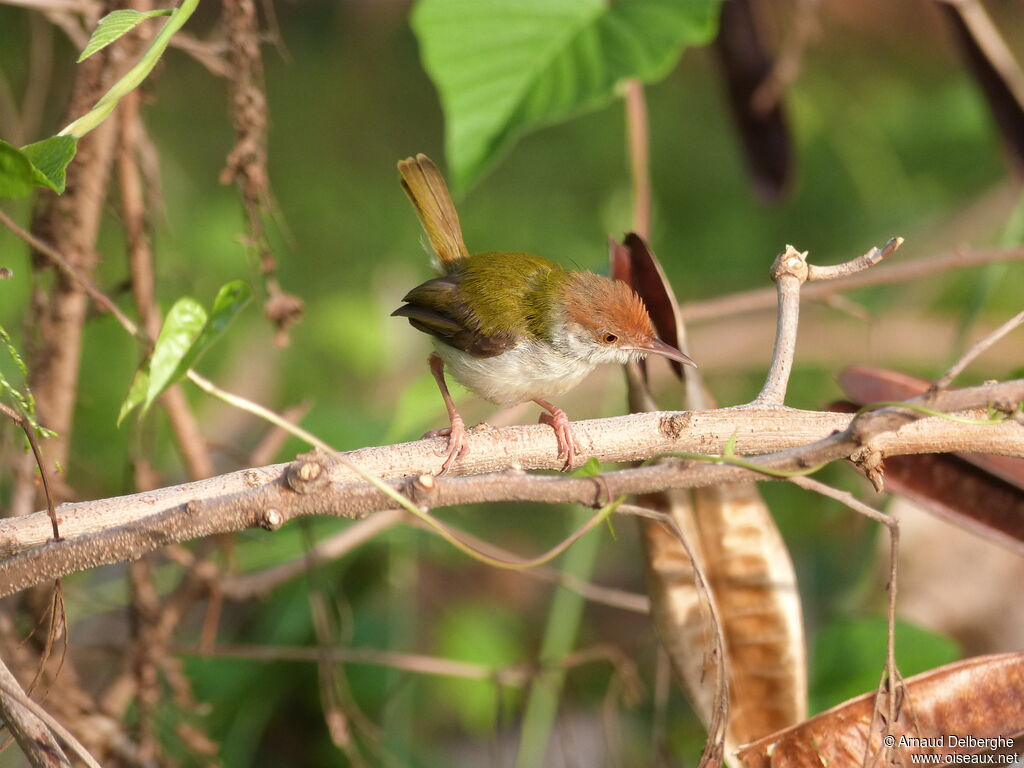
[422,415,468,475]
[538,408,577,471]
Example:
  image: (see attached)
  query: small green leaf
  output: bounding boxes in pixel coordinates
[125,281,251,420]
[21,136,78,194]
[78,8,174,63]
[144,297,207,413]
[117,362,150,426]
[0,141,36,199]
[206,280,252,339]
[412,0,723,188]
[570,456,604,477]
[187,280,252,367]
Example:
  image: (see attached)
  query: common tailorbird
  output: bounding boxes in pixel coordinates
[392,154,696,474]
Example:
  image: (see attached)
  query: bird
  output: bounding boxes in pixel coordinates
[392,153,696,474]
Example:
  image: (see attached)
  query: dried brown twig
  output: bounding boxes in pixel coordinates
[932,308,1024,392]
[680,245,1024,323]
[751,237,903,406]
[0,656,98,768]
[789,476,902,766]
[220,0,303,345]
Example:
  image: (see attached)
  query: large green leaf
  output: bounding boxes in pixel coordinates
[412,0,722,189]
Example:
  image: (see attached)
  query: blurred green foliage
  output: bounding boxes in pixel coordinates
[811,617,960,714]
[0,0,1021,765]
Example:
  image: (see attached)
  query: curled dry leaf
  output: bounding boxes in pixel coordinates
[617,233,807,764]
[836,365,1024,553]
[736,652,1024,768]
[694,483,807,753]
[939,3,1024,175]
[712,0,794,201]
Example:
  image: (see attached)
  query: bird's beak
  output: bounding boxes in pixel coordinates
[633,337,698,368]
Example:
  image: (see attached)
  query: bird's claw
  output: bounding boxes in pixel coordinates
[538,410,577,471]
[422,416,468,475]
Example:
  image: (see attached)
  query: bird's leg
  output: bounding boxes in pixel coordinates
[534,398,577,471]
[423,353,467,474]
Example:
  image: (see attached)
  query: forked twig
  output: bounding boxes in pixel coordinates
[752,237,903,406]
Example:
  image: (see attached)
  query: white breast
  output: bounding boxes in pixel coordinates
[433,339,599,406]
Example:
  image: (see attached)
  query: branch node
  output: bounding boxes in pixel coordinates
[413,474,437,493]
[258,508,284,531]
[406,473,440,505]
[287,452,330,494]
[243,470,266,487]
[185,500,204,516]
[658,413,691,440]
[850,446,886,492]
[771,245,809,282]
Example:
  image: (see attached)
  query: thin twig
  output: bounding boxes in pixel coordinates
[0,209,142,340]
[0,0,98,13]
[619,503,729,767]
[788,476,901,766]
[407,516,649,614]
[805,236,903,281]
[752,238,901,406]
[932,308,1024,391]
[221,509,405,599]
[0,403,59,540]
[0,662,100,768]
[680,245,1024,323]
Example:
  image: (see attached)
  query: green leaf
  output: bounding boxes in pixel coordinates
[21,136,78,194]
[117,362,150,426]
[412,0,722,188]
[123,281,251,421]
[0,141,36,199]
[570,456,604,477]
[62,0,198,138]
[810,617,959,714]
[144,297,208,413]
[78,8,174,63]
[204,280,252,340]
[187,280,252,368]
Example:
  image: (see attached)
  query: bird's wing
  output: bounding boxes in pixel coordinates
[392,275,513,358]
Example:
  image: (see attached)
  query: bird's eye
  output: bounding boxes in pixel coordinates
[602,332,618,344]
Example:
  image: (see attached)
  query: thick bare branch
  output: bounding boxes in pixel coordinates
[0,379,1020,598]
